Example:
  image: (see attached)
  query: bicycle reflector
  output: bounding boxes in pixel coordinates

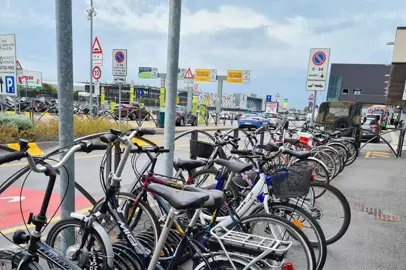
[283,262,294,270]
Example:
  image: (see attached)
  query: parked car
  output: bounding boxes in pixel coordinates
[362,115,381,143]
[114,102,150,120]
[263,112,284,129]
[238,113,270,130]
[287,114,296,121]
[176,105,197,126]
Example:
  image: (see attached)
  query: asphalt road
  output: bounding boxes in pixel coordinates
[1,123,405,269]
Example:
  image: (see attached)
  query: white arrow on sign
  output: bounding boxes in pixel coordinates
[0,196,25,203]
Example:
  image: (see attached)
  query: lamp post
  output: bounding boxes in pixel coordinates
[86,0,97,119]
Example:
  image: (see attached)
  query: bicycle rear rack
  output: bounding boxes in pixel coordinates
[210,226,292,269]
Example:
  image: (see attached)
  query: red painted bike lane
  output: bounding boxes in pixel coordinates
[0,186,91,230]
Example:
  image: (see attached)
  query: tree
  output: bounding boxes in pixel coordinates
[42,83,57,94]
[303,106,310,112]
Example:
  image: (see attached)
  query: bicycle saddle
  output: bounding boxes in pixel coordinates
[214,159,253,174]
[147,183,210,210]
[284,138,300,145]
[182,185,225,208]
[282,149,312,159]
[174,158,206,171]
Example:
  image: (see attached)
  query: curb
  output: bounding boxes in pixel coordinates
[0,126,234,155]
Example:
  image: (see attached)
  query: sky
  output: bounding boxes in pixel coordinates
[1,0,405,109]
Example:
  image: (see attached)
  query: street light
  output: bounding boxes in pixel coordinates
[86,1,97,119]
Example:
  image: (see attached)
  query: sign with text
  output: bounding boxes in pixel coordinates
[17,70,42,89]
[194,69,217,82]
[0,34,17,96]
[112,49,127,76]
[306,48,330,91]
[138,67,158,79]
[226,70,251,83]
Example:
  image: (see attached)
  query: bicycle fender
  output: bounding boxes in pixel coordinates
[70,213,114,269]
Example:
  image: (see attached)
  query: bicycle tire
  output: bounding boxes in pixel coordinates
[45,218,110,270]
[233,213,316,270]
[92,192,161,250]
[311,150,336,180]
[192,168,222,188]
[341,140,358,166]
[256,202,327,270]
[309,181,351,245]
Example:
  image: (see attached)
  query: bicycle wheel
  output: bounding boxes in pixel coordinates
[311,150,336,180]
[254,202,327,270]
[233,213,316,270]
[307,181,351,245]
[192,168,222,188]
[92,192,161,250]
[45,218,111,270]
[315,145,342,179]
[291,157,330,187]
[341,140,358,166]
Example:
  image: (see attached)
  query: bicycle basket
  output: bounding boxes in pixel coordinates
[269,164,312,199]
[190,140,215,159]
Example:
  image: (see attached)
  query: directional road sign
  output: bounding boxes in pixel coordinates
[0,34,17,96]
[226,70,251,83]
[266,95,272,102]
[92,66,102,81]
[112,49,127,76]
[138,89,144,97]
[194,69,217,82]
[138,67,158,79]
[306,48,330,91]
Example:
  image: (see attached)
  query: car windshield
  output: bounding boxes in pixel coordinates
[264,113,277,118]
[364,118,378,125]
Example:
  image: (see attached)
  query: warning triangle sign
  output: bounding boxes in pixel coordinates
[308,94,314,100]
[184,68,194,79]
[92,37,103,54]
[16,60,23,71]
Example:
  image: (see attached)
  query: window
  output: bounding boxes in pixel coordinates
[353,89,361,95]
[342,88,348,94]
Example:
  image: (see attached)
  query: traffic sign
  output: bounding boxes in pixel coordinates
[306,48,330,91]
[184,68,194,80]
[266,95,272,102]
[194,69,217,82]
[178,68,186,80]
[113,75,126,84]
[138,89,144,97]
[112,49,127,76]
[16,60,23,75]
[276,93,280,98]
[92,37,103,66]
[194,84,198,95]
[226,70,251,83]
[130,80,134,87]
[92,37,102,53]
[92,66,102,80]
[306,81,326,91]
[138,67,158,79]
[308,94,314,101]
[0,34,17,96]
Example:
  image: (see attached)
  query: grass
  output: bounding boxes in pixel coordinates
[0,118,134,144]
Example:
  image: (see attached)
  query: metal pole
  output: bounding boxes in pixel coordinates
[216,76,224,125]
[55,0,75,245]
[163,0,182,178]
[89,0,94,119]
[118,83,122,129]
[311,91,317,124]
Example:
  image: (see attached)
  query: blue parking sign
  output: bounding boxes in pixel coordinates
[5,76,15,94]
[266,95,272,102]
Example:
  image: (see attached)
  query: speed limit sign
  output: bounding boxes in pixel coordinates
[92,66,102,81]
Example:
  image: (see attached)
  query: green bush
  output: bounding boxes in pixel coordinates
[0,114,34,130]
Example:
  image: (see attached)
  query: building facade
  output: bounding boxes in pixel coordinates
[327,64,389,107]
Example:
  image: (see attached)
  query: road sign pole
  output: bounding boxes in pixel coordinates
[118,83,122,129]
[216,76,225,125]
[89,0,94,119]
[311,91,317,124]
[56,0,75,249]
[163,0,182,178]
